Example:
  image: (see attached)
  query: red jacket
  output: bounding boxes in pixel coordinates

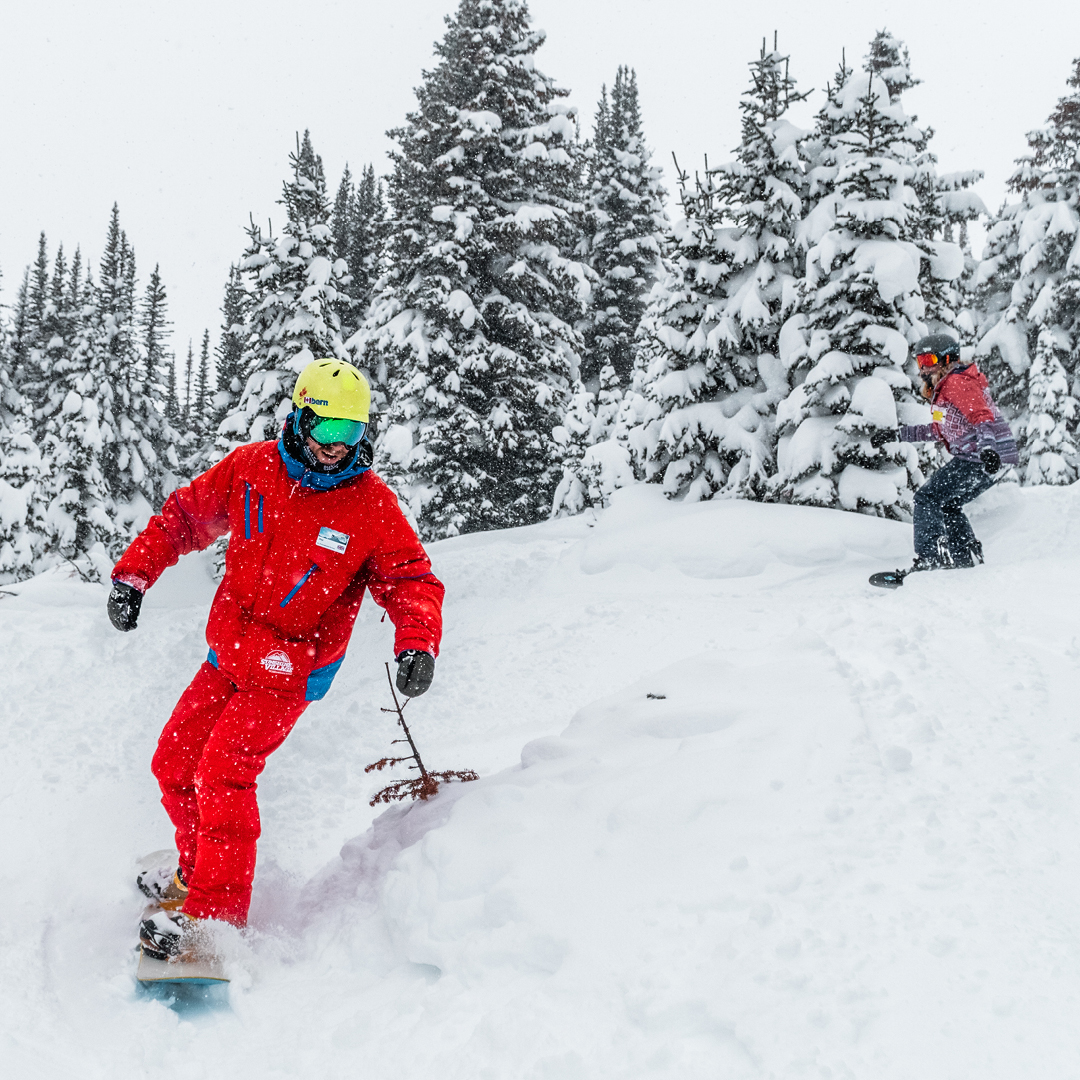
[899,364,1019,465]
[112,441,443,700]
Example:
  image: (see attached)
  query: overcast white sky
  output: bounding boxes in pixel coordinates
[1,0,1075,362]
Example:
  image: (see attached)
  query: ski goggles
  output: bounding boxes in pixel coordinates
[916,352,945,370]
[297,408,367,446]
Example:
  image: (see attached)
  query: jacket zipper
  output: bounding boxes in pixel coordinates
[280,562,317,607]
[244,485,265,539]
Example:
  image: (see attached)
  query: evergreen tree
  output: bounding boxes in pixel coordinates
[860,29,987,483]
[165,345,185,428]
[771,38,929,517]
[41,318,125,578]
[977,56,1080,483]
[17,232,52,407]
[192,329,211,438]
[35,244,75,424]
[331,162,355,269]
[0,262,8,411]
[183,337,195,423]
[3,242,90,579]
[551,363,635,513]
[352,166,389,337]
[331,163,360,339]
[861,31,987,345]
[1024,327,1078,482]
[629,39,808,503]
[578,67,668,387]
[361,0,589,539]
[553,66,669,515]
[0,263,45,581]
[28,232,49,330]
[9,269,32,397]
[219,131,350,454]
[92,207,178,531]
[140,264,172,404]
[588,85,611,187]
[331,162,389,344]
[211,264,247,440]
[0,416,45,583]
[37,248,125,577]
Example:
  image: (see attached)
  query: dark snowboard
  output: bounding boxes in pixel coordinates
[869,569,909,589]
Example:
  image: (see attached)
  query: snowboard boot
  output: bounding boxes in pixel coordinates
[139,906,208,963]
[911,537,955,573]
[137,864,189,911]
[952,539,984,568]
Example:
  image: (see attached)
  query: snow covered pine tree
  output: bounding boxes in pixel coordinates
[218,131,353,460]
[0,214,178,579]
[976,56,1080,485]
[772,38,935,518]
[630,39,807,502]
[553,65,668,514]
[360,0,589,539]
[578,67,668,390]
[0,300,45,580]
[332,163,388,344]
[95,209,179,538]
[192,265,248,476]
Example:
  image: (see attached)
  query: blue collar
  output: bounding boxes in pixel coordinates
[277,436,370,490]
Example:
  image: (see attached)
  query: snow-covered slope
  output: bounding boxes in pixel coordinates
[4,483,1080,1078]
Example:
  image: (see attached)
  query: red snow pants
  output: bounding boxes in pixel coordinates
[151,662,309,925]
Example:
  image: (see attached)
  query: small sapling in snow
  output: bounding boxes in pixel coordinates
[365,663,478,805]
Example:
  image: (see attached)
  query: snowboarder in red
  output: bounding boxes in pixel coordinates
[108,359,443,959]
[869,333,1018,587]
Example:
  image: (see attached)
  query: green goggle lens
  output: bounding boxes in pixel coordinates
[310,416,366,446]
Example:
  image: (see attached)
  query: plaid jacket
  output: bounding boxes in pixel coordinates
[899,364,1018,465]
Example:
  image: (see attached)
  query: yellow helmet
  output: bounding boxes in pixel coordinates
[291,358,371,446]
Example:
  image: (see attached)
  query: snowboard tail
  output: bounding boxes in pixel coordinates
[137,946,229,985]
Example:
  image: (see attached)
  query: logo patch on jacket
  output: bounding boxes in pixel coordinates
[316,526,350,554]
[261,650,294,675]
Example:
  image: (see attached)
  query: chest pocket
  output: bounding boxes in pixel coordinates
[278,538,364,613]
[243,483,265,539]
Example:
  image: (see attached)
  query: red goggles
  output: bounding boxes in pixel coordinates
[916,352,943,370]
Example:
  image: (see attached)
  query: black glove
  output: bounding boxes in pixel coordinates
[396,650,435,697]
[870,429,898,449]
[980,447,1001,475]
[107,582,143,632]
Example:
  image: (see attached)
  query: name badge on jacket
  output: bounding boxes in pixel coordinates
[316,527,350,554]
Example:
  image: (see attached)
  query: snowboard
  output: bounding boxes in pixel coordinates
[134,849,229,986]
[136,946,228,986]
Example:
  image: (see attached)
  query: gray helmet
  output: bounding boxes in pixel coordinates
[912,333,961,365]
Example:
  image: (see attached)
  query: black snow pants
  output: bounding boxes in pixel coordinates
[913,458,995,567]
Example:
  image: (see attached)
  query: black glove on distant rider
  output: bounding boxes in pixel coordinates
[980,447,1001,475]
[107,582,143,632]
[870,429,898,449]
[396,650,435,697]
